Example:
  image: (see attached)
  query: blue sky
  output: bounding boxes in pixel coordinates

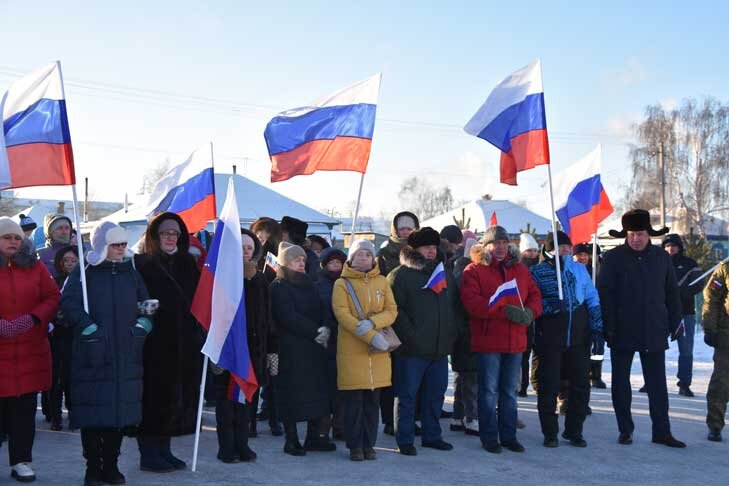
[1,1,728,220]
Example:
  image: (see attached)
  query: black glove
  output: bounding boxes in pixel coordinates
[704,330,718,348]
[603,330,614,348]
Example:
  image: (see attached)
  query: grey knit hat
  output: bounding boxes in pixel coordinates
[483,225,509,245]
[277,241,306,267]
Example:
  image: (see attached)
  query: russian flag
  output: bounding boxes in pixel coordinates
[554,145,614,245]
[464,60,550,185]
[488,278,519,309]
[0,62,75,190]
[422,262,447,294]
[191,177,258,402]
[143,146,216,233]
[264,74,381,183]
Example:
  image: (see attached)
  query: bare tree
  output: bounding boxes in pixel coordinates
[627,97,729,236]
[398,176,458,220]
[138,158,172,195]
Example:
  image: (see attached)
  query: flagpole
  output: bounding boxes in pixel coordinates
[349,172,366,243]
[592,232,598,286]
[191,140,217,473]
[689,256,729,287]
[546,163,564,300]
[515,282,525,310]
[55,60,89,312]
[191,355,209,472]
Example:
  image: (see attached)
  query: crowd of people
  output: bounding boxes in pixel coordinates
[0,205,728,484]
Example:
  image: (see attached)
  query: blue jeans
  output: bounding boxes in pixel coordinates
[477,352,521,445]
[393,356,448,446]
[677,314,696,386]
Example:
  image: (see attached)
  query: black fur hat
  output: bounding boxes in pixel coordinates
[608,209,669,238]
[407,227,441,249]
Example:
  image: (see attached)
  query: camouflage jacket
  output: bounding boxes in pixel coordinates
[702,262,729,348]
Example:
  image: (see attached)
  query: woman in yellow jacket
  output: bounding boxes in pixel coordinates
[332,238,398,461]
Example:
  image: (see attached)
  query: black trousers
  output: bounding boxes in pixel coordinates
[81,428,123,467]
[341,389,381,450]
[533,345,590,439]
[49,331,72,423]
[610,349,671,438]
[379,386,394,426]
[215,400,250,460]
[0,393,37,466]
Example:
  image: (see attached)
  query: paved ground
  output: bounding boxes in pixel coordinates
[15,338,729,485]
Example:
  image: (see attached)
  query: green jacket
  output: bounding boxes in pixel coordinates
[387,245,465,360]
[702,262,729,348]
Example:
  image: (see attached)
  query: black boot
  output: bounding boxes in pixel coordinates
[81,429,104,486]
[590,362,607,389]
[159,436,186,470]
[137,435,175,473]
[283,421,305,456]
[304,419,336,452]
[101,430,126,485]
[235,403,256,462]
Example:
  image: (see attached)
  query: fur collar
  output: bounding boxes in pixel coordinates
[276,266,312,287]
[399,245,440,272]
[469,243,520,268]
[0,239,38,269]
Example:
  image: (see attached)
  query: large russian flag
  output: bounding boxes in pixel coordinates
[143,146,216,232]
[464,59,550,185]
[264,74,381,182]
[554,145,614,244]
[0,62,75,190]
[191,177,258,402]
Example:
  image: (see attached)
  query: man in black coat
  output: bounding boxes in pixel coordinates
[662,234,704,397]
[597,209,685,448]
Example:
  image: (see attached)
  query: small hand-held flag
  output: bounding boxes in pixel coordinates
[554,145,614,245]
[0,62,75,190]
[488,278,520,309]
[264,74,381,183]
[464,59,549,186]
[265,251,280,272]
[191,177,258,402]
[422,262,447,294]
[142,145,216,233]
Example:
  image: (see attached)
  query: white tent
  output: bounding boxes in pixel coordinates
[101,173,340,243]
[421,199,553,236]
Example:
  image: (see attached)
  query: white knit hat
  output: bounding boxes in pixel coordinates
[0,217,24,240]
[519,233,539,253]
[87,221,132,266]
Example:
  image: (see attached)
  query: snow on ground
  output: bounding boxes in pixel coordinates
[28,334,727,485]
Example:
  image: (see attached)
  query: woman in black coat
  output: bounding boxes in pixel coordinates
[134,213,204,472]
[61,222,152,485]
[270,242,335,456]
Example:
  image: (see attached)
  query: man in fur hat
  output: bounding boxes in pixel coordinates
[597,209,685,448]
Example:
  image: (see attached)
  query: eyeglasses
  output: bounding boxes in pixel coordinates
[159,230,181,239]
[109,242,128,249]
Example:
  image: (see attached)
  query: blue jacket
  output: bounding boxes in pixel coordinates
[531,255,603,349]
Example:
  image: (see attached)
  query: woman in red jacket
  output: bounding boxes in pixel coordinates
[460,226,541,455]
[0,217,60,482]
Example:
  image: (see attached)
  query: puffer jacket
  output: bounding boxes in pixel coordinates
[702,262,729,349]
[460,243,542,354]
[0,239,59,397]
[332,262,397,390]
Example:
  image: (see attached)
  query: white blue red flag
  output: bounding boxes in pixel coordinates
[422,262,447,294]
[464,59,549,185]
[0,62,75,190]
[143,146,216,232]
[265,251,280,272]
[191,177,257,402]
[554,145,613,244]
[264,74,381,182]
[488,278,519,309]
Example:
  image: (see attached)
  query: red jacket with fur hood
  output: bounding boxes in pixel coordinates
[460,243,542,354]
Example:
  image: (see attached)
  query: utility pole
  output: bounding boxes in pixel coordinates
[658,142,665,228]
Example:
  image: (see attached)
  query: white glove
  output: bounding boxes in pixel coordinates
[355,319,375,336]
[370,332,389,351]
[315,326,330,348]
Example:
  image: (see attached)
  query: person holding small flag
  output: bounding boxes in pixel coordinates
[270,242,336,456]
[460,225,542,454]
[530,231,603,448]
[332,238,397,461]
[387,227,464,456]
